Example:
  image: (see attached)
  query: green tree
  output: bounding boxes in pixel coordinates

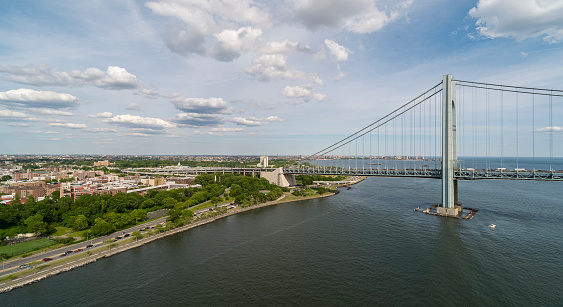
[131,209,146,223]
[72,215,89,230]
[154,224,163,234]
[24,213,48,234]
[90,218,116,236]
[132,230,143,240]
[162,197,177,209]
[1,175,12,182]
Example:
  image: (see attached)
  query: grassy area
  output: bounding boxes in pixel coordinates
[0,239,57,258]
[189,197,234,211]
[65,229,88,240]
[52,226,72,236]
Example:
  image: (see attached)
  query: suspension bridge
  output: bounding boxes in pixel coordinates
[281,74,563,217]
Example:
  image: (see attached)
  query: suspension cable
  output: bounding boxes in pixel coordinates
[306,83,442,159]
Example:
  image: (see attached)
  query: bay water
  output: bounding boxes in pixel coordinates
[2,159,562,306]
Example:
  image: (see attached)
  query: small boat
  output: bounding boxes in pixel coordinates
[489,224,496,229]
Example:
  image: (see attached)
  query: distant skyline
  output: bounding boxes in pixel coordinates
[1,0,562,156]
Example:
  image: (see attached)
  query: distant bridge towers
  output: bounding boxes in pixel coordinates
[438,74,461,217]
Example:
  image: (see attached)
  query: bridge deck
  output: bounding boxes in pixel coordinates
[282,168,563,181]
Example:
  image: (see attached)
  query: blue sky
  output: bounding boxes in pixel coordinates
[0,0,562,156]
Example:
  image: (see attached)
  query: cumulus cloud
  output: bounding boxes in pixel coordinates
[538,126,563,132]
[213,26,262,61]
[171,112,224,127]
[126,102,141,111]
[281,85,326,102]
[469,0,563,43]
[0,64,141,89]
[104,114,176,129]
[324,40,351,62]
[88,112,114,118]
[292,0,411,33]
[0,89,79,109]
[95,66,141,90]
[171,97,233,114]
[231,115,282,126]
[245,54,323,84]
[147,0,275,61]
[48,122,87,129]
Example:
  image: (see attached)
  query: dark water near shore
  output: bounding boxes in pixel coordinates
[3,173,563,305]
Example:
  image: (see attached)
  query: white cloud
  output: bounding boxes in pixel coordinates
[335,71,347,81]
[0,89,79,109]
[171,112,224,127]
[104,114,176,129]
[147,0,273,61]
[125,132,152,137]
[538,126,563,132]
[245,54,323,84]
[209,126,246,135]
[48,122,87,129]
[259,39,310,54]
[6,123,30,127]
[213,26,262,61]
[171,97,233,114]
[281,85,326,102]
[0,64,140,89]
[95,66,141,90]
[28,109,74,116]
[126,102,141,111]
[469,0,563,43]
[334,63,347,81]
[324,40,351,62]
[86,128,118,133]
[88,112,114,118]
[292,0,411,33]
[231,115,282,126]
[0,110,28,118]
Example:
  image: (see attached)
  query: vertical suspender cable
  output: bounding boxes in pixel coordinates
[533,91,535,171]
[434,91,438,169]
[486,87,490,170]
[516,93,519,170]
[501,87,504,168]
[550,91,553,171]
[472,87,475,170]
[362,135,365,172]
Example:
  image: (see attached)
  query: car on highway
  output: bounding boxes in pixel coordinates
[115,236,122,240]
[123,234,130,237]
[19,264,30,269]
[86,244,93,248]
[74,249,83,253]
[43,257,52,262]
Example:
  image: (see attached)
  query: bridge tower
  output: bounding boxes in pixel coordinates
[438,74,460,216]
